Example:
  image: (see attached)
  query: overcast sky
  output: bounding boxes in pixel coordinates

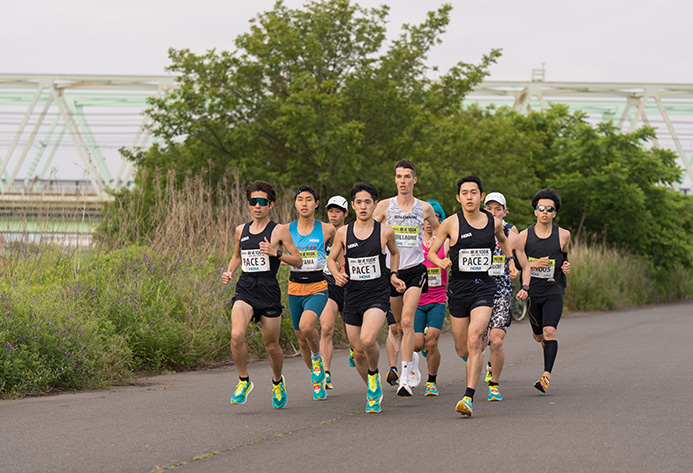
[3,0,692,83]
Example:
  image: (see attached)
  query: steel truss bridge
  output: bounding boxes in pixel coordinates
[1,73,692,204]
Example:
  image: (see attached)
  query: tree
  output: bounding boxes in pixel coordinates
[128,0,500,202]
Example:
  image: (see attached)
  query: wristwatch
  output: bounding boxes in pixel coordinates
[391,271,399,278]
[521,284,530,291]
[276,250,283,259]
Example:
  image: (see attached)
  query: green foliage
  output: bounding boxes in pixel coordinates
[130,0,499,201]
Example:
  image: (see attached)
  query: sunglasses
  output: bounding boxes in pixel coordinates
[249,197,270,206]
[535,205,556,213]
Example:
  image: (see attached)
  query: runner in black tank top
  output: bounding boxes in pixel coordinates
[518,188,572,395]
[222,181,303,410]
[426,176,516,417]
[326,182,404,413]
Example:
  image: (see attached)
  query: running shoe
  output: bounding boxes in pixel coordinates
[272,376,287,409]
[422,327,429,358]
[311,356,326,384]
[348,346,355,367]
[386,367,399,386]
[230,379,253,405]
[366,396,382,413]
[397,380,413,397]
[313,378,327,401]
[456,396,473,416]
[325,372,333,390]
[485,361,492,383]
[534,373,550,393]
[367,372,383,403]
[425,382,439,396]
[409,351,421,388]
[488,385,502,401]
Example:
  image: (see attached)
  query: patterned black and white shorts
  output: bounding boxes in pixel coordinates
[483,296,511,341]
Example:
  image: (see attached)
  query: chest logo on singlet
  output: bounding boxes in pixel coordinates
[529,257,556,279]
[241,249,270,272]
[348,256,382,280]
[347,243,359,249]
[458,248,492,272]
[460,232,472,239]
[391,225,420,248]
[241,236,250,242]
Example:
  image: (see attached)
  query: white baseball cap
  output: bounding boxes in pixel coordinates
[484,192,507,208]
[326,195,348,212]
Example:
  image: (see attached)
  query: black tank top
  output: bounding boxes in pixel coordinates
[526,224,566,296]
[450,210,495,280]
[239,220,280,278]
[344,221,388,297]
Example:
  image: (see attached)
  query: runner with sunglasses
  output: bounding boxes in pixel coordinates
[517,188,571,393]
[287,185,336,401]
[223,181,303,409]
[374,160,440,396]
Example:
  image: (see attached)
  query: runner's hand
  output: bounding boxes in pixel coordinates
[509,261,519,279]
[221,271,234,284]
[333,271,349,287]
[561,261,571,274]
[390,274,406,293]
[437,257,452,270]
[516,288,528,301]
[260,237,278,256]
[532,256,550,268]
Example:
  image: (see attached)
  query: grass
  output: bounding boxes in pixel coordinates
[1,174,690,398]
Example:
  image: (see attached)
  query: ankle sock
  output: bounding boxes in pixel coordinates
[427,374,437,384]
[464,387,475,400]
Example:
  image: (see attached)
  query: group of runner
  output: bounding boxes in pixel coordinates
[221,160,571,415]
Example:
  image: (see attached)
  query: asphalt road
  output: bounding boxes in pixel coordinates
[1,302,691,473]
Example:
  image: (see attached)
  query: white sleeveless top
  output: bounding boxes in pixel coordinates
[385,197,425,270]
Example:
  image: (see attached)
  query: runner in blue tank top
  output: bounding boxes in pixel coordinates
[427,176,529,417]
[222,180,303,409]
[517,188,571,394]
[327,182,405,413]
[287,185,336,401]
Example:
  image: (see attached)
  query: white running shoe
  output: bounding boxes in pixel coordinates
[397,380,413,397]
[409,352,421,388]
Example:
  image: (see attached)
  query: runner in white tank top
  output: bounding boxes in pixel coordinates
[374,160,440,396]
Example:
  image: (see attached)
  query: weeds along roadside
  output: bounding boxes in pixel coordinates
[1,172,690,397]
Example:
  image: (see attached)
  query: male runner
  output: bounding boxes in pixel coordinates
[374,160,439,396]
[517,188,571,393]
[481,192,527,401]
[327,182,405,413]
[427,176,528,416]
[223,180,303,409]
[287,185,335,401]
[414,200,448,397]
[319,195,350,389]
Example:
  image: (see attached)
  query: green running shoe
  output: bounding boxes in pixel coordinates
[456,396,473,416]
[366,396,382,413]
[311,356,325,384]
[488,384,502,401]
[485,361,492,383]
[422,327,429,358]
[230,379,253,405]
[348,346,355,367]
[272,376,288,409]
[367,372,383,403]
[325,372,333,390]
[425,382,439,396]
[313,378,327,401]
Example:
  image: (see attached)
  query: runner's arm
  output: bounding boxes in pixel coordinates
[327,227,348,286]
[271,224,303,267]
[222,224,244,284]
[427,217,452,269]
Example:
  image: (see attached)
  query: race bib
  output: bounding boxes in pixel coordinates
[488,255,506,277]
[293,250,319,272]
[458,248,492,272]
[529,257,556,279]
[391,225,419,248]
[427,266,443,287]
[241,249,270,273]
[348,256,382,280]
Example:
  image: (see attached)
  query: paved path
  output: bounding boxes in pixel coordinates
[1,302,691,472]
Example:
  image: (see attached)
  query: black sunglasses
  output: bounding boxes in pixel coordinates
[535,205,556,213]
[249,197,270,206]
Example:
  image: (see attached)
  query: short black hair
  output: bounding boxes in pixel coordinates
[295,184,319,204]
[246,180,276,202]
[395,159,416,177]
[531,188,562,211]
[457,175,483,194]
[351,182,378,201]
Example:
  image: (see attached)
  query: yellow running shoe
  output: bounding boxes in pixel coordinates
[456,396,473,416]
